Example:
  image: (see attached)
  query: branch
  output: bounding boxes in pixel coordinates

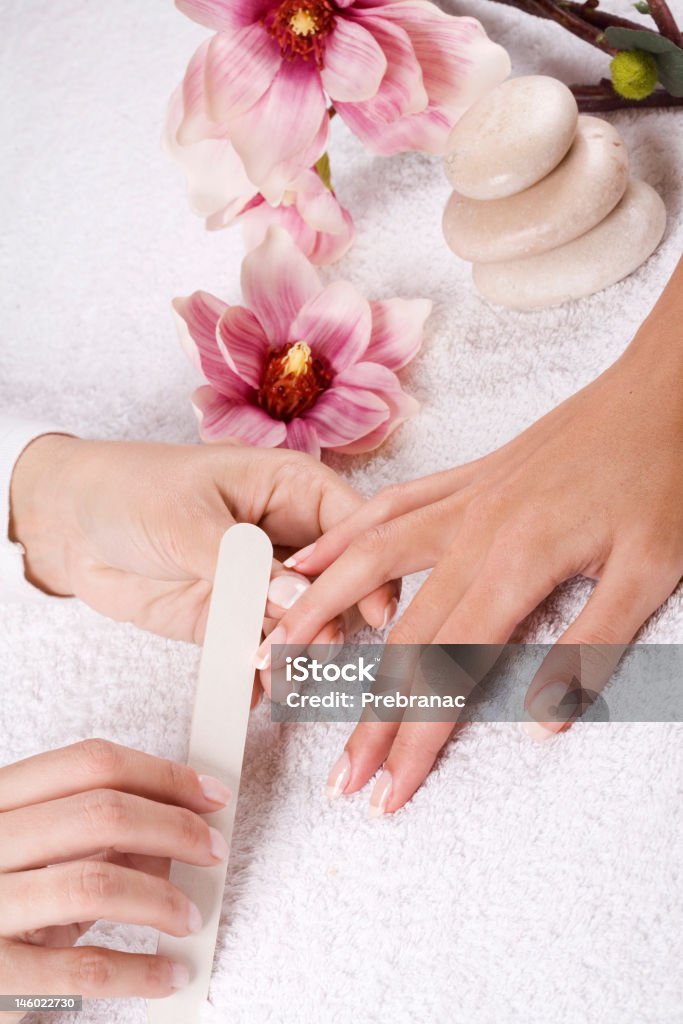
[488,0,615,52]
[647,0,682,44]
[572,79,683,110]
[560,1,659,33]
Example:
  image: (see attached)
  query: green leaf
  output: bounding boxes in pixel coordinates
[605,26,683,96]
[604,26,682,53]
[633,1,651,11]
[315,152,333,191]
[656,46,683,94]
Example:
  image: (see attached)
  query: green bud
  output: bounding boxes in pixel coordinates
[610,49,659,100]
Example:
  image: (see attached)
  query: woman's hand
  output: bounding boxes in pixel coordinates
[258,261,683,814]
[8,440,389,667]
[0,739,233,1004]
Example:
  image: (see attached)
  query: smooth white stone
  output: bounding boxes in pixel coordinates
[444,76,578,200]
[443,116,629,264]
[472,179,666,311]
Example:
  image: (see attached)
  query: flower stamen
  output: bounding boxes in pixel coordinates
[265,0,336,67]
[258,341,332,421]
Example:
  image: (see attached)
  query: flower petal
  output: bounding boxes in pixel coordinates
[331,361,419,453]
[241,198,354,266]
[165,88,257,222]
[193,387,287,446]
[228,61,328,186]
[321,17,387,102]
[173,293,250,402]
[204,24,281,125]
[304,384,389,448]
[365,297,431,370]
[217,305,270,388]
[241,226,323,346]
[283,419,321,458]
[176,39,227,145]
[289,281,371,372]
[176,0,269,31]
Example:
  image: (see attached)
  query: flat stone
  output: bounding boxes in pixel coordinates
[443,116,629,264]
[472,179,666,311]
[444,76,578,200]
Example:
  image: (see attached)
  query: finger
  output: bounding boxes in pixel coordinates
[524,549,682,739]
[0,860,203,938]
[0,939,190,998]
[369,720,461,816]
[0,739,230,815]
[285,466,476,576]
[254,496,465,668]
[0,789,229,873]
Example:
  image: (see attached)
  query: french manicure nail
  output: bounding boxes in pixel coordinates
[170,963,190,990]
[325,752,350,800]
[254,625,287,671]
[198,774,231,806]
[368,769,392,818]
[528,680,575,728]
[187,901,203,934]
[283,541,317,569]
[521,721,557,743]
[208,826,229,861]
[268,574,309,610]
[381,598,399,630]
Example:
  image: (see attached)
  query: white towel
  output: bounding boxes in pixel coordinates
[1,1,681,1022]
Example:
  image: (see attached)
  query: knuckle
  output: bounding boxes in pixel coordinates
[70,861,120,908]
[178,807,204,849]
[73,950,114,993]
[77,738,121,781]
[143,957,170,993]
[162,882,186,921]
[81,789,129,835]
[387,621,421,647]
[165,757,191,800]
[353,524,391,556]
[371,483,404,518]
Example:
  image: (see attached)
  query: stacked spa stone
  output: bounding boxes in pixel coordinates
[442,76,666,311]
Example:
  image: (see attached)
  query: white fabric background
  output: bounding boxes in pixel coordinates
[1,1,682,1022]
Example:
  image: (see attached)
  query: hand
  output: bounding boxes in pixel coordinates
[0,739,233,1003]
[258,262,683,813]
[8,440,393,678]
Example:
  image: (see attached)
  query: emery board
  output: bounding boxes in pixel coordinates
[148,523,272,1023]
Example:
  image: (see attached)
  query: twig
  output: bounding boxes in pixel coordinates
[647,0,682,44]
[560,1,658,33]
[572,79,683,110]
[490,0,615,52]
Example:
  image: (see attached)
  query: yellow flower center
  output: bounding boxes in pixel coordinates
[289,9,318,35]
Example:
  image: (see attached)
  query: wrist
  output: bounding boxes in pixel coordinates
[9,434,81,595]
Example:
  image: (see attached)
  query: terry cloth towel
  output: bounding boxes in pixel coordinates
[1,2,682,1022]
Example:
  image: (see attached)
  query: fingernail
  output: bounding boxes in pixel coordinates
[521,721,557,743]
[187,902,203,934]
[528,680,575,728]
[283,542,317,569]
[325,752,350,800]
[208,826,229,861]
[381,598,399,630]
[253,625,287,671]
[198,774,231,806]
[268,574,309,610]
[368,769,392,818]
[170,963,190,990]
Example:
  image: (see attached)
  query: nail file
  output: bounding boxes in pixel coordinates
[148,524,272,1024]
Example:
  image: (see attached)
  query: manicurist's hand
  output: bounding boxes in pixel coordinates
[0,739,233,1003]
[258,257,683,814]
[8,441,385,676]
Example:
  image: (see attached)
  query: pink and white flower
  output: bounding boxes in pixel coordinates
[165,87,354,263]
[173,0,510,190]
[173,226,430,457]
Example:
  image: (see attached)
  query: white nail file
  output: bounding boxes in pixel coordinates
[148,524,272,1024]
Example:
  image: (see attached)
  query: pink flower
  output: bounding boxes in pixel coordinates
[173,0,510,188]
[165,88,354,264]
[173,226,430,457]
